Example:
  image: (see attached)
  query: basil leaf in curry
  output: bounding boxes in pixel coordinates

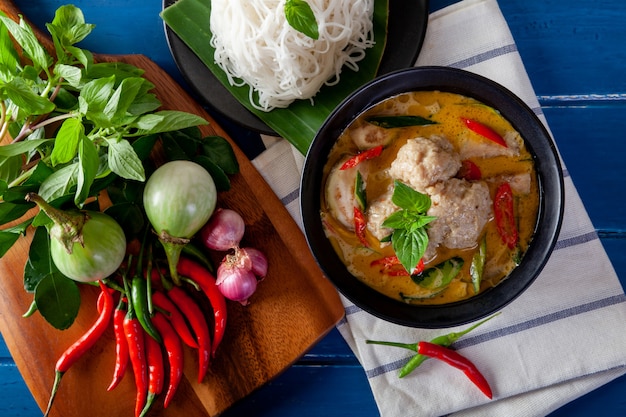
[382,180,435,274]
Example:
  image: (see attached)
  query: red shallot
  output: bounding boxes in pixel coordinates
[239,247,268,279]
[217,256,258,305]
[201,208,245,251]
[216,247,268,305]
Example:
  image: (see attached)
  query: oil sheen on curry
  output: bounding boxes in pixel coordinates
[321,91,539,304]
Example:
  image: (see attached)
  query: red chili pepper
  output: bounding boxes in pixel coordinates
[461,117,507,147]
[124,304,148,417]
[371,255,424,276]
[152,312,184,409]
[107,297,129,392]
[340,145,383,170]
[152,290,199,349]
[353,207,369,247]
[44,281,114,417]
[167,285,211,383]
[494,182,518,249]
[96,288,106,313]
[139,329,165,417]
[417,341,493,399]
[177,257,227,358]
[457,160,482,181]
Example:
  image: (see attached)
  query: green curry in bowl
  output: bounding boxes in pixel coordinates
[320,90,539,304]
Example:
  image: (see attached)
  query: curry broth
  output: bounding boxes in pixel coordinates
[321,91,539,304]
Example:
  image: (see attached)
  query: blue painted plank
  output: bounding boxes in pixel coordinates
[500,0,626,96]
[0,338,40,417]
[545,106,626,232]
[221,364,378,417]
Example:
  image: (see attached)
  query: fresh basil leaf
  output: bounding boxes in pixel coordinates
[131,110,208,135]
[54,63,82,87]
[1,184,38,203]
[127,93,161,116]
[79,75,115,118]
[0,139,51,157]
[0,15,51,71]
[284,0,319,40]
[83,62,145,82]
[35,272,81,330]
[50,117,83,166]
[0,18,20,79]
[38,163,78,202]
[75,136,100,207]
[23,161,54,186]
[0,201,33,225]
[0,154,23,184]
[104,77,146,123]
[52,87,79,110]
[67,45,93,68]
[106,138,145,181]
[4,77,55,115]
[0,219,31,257]
[46,4,95,47]
[366,115,438,128]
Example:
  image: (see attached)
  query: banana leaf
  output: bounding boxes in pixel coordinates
[161,0,389,155]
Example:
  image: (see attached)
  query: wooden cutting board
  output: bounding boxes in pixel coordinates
[0,1,345,416]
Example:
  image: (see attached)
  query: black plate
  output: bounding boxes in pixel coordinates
[301,67,565,328]
[163,0,429,135]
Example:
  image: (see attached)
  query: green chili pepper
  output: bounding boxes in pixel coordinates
[131,276,162,343]
[470,236,487,293]
[365,312,499,378]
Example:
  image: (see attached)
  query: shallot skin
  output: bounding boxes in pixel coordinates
[216,260,258,305]
[239,247,268,279]
[201,208,246,251]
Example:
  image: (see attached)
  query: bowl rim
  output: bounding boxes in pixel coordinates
[300,66,565,328]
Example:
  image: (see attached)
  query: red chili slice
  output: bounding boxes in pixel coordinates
[494,182,518,249]
[457,160,482,181]
[371,256,424,276]
[461,117,507,147]
[354,207,369,247]
[340,145,383,170]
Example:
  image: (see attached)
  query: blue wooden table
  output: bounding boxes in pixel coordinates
[1,1,625,416]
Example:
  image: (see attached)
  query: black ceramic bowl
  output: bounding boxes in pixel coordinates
[300,66,564,328]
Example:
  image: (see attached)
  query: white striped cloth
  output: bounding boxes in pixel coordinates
[251,0,626,415]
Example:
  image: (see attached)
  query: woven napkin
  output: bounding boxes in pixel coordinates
[251,0,626,415]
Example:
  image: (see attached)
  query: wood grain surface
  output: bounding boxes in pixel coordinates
[0,1,344,416]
